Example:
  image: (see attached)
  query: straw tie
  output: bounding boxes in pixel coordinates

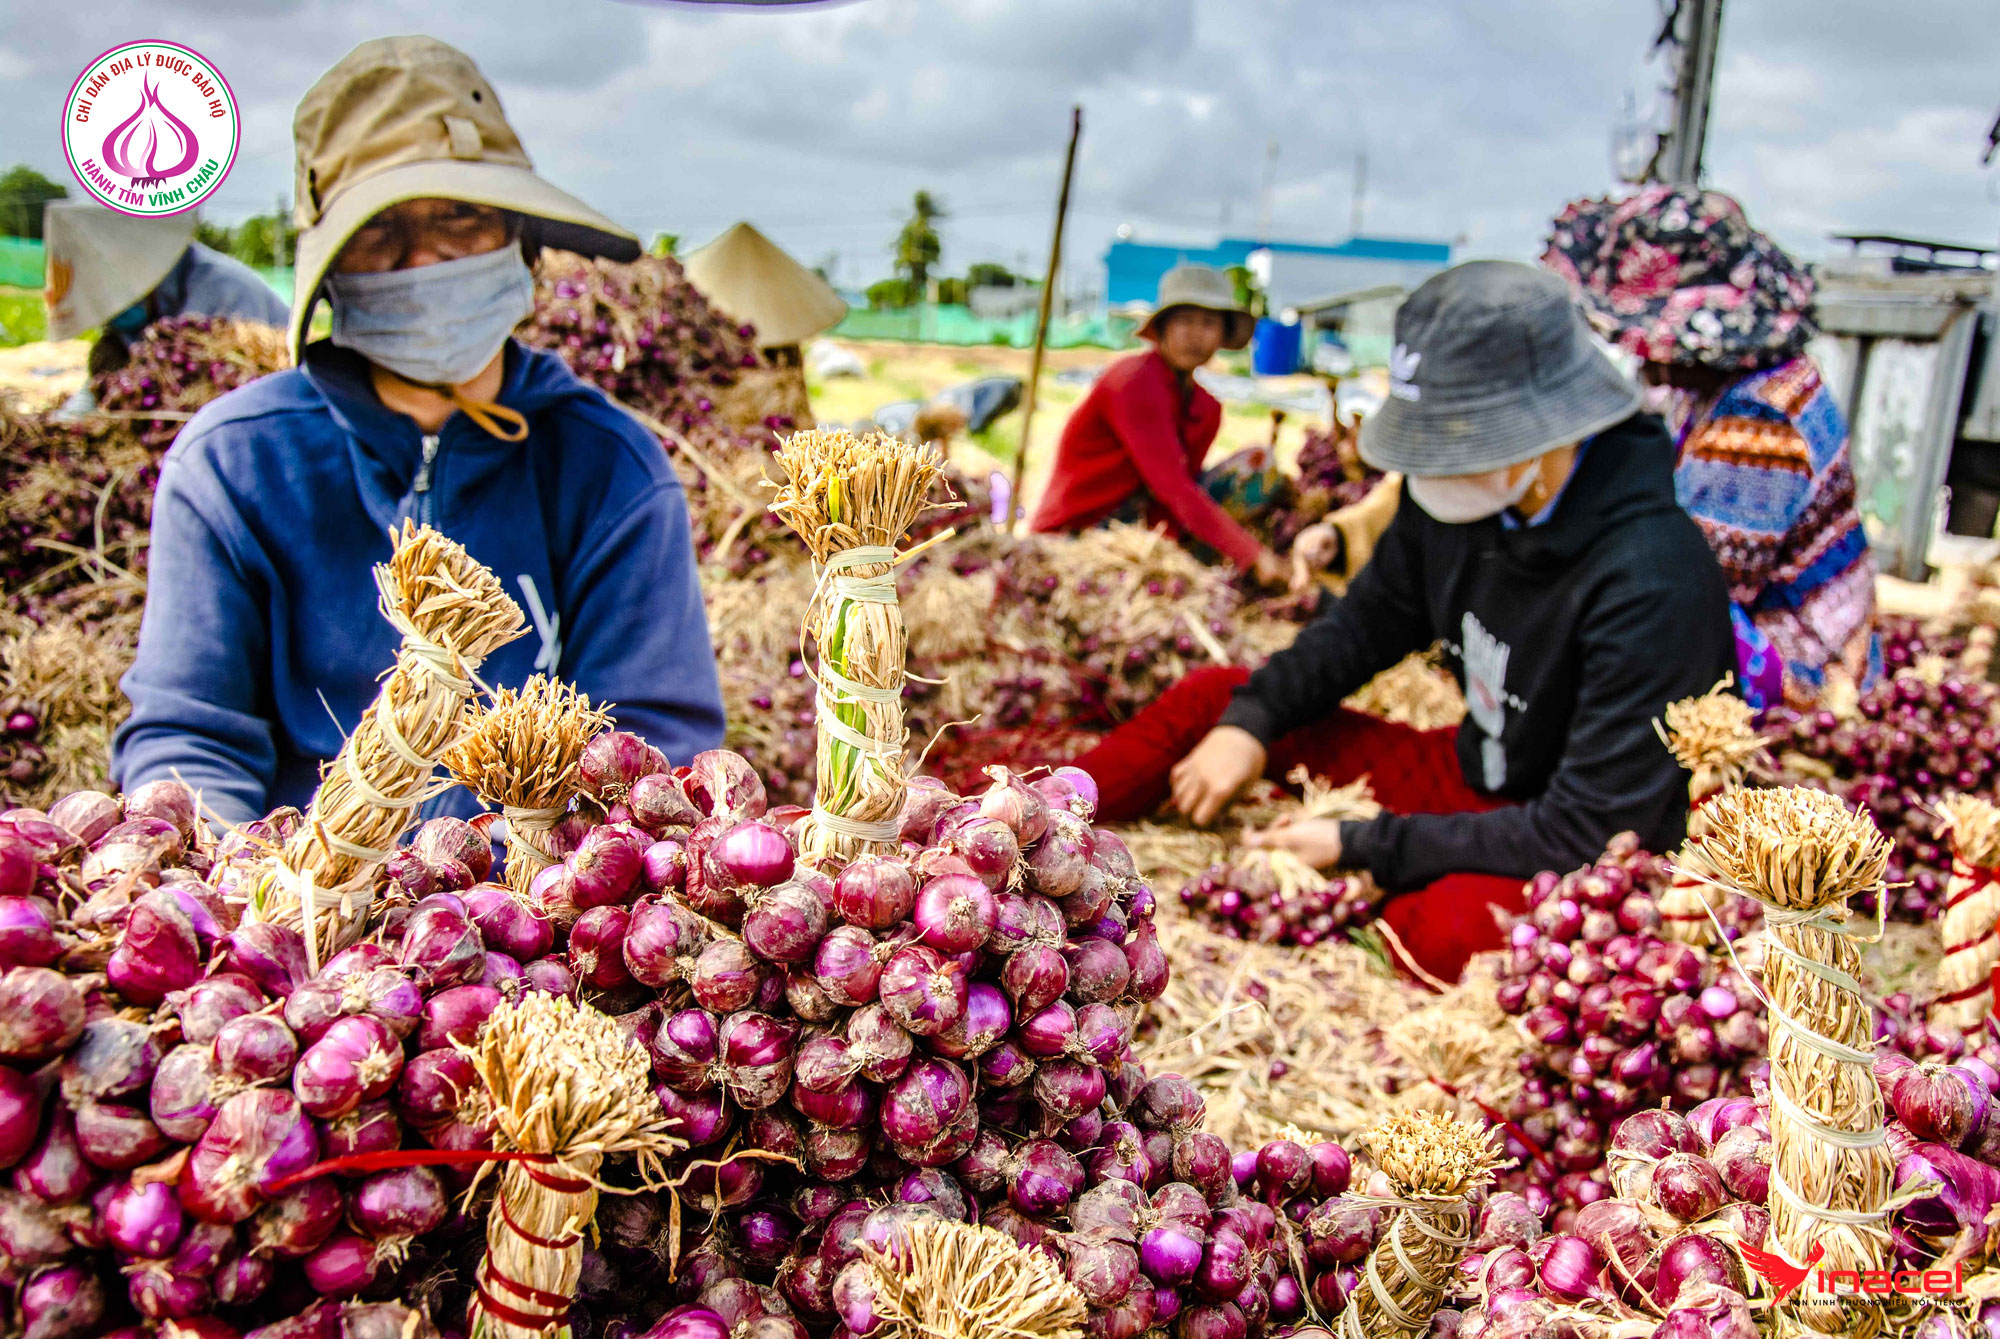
[257,521,525,958]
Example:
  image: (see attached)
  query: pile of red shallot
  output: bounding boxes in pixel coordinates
[519,744,1367,1339]
[1769,667,2000,921]
[1490,837,1767,1222]
[0,740,1389,1339]
[1448,1058,2000,1338]
[1874,991,2000,1070]
[0,779,503,1339]
[1877,1054,2000,1273]
[1444,1102,1771,1339]
[517,251,764,453]
[1255,422,1384,556]
[2,316,286,601]
[1176,861,1372,948]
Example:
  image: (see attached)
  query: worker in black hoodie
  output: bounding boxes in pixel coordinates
[1071,261,1735,981]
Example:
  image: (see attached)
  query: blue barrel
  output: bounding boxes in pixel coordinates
[1251,317,1302,375]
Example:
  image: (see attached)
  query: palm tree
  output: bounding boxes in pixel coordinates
[894,191,946,301]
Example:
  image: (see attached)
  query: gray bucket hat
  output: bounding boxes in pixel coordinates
[1360,260,1641,477]
[1137,264,1254,350]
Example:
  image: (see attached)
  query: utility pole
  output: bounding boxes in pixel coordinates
[1350,150,1367,238]
[1660,0,1725,184]
[1007,105,1082,523]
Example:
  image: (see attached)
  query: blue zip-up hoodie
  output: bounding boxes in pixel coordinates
[112,338,725,825]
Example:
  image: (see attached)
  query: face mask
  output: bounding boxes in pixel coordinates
[1407,460,1538,524]
[326,245,534,388]
[1641,382,1677,416]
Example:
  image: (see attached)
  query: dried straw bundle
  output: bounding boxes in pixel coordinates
[1671,786,1894,1338]
[766,428,951,864]
[464,993,683,1339]
[859,1217,1086,1339]
[1656,684,1770,945]
[1931,795,2000,1034]
[261,524,525,962]
[444,677,611,896]
[1337,1111,1500,1339]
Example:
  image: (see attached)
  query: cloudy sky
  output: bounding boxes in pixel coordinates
[6,0,1997,295]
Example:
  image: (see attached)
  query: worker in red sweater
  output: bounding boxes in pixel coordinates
[1030,265,1290,589]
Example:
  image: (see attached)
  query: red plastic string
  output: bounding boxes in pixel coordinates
[1942,929,1999,957]
[1934,978,1994,1008]
[262,1147,554,1195]
[498,1185,583,1251]
[523,1164,591,1194]
[480,1261,574,1310]
[473,1275,567,1330]
[1944,860,2000,911]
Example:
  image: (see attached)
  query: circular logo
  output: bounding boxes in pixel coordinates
[62,41,237,216]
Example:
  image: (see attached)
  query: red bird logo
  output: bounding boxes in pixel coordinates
[1740,1241,1826,1301]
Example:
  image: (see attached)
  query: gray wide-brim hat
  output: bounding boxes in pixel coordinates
[1360,260,1641,477]
[1136,263,1254,350]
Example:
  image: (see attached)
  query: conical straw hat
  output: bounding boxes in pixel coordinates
[42,200,197,341]
[683,221,848,348]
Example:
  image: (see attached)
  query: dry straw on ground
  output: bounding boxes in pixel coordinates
[0,578,142,806]
[859,1217,1087,1339]
[1673,786,1894,1339]
[1931,795,2000,1034]
[444,676,611,897]
[1656,683,1771,946]
[1341,649,1466,732]
[1135,902,1522,1149]
[1338,1111,1501,1339]
[262,523,524,964]
[463,993,682,1339]
[766,428,950,864]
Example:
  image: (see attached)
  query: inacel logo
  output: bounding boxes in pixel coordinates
[1741,1241,1964,1303]
[1741,1241,1823,1302]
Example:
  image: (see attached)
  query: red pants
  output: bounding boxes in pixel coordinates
[1071,666,1528,983]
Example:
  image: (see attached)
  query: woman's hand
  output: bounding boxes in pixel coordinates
[1289,522,1340,592]
[1251,548,1291,591]
[1244,815,1345,870]
[1169,726,1267,827]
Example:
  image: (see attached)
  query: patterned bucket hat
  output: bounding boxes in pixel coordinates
[1540,186,1817,370]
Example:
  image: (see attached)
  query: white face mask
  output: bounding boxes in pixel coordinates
[1406,460,1539,524]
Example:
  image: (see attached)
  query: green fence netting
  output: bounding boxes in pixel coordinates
[0,237,45,290]
[831,303,1140,349]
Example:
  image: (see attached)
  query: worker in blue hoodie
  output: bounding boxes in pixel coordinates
[112,36,725,825]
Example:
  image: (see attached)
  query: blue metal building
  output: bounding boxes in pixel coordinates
[1104,233,1453,316]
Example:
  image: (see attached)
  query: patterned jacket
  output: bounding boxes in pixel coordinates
[1670,356,1879,705]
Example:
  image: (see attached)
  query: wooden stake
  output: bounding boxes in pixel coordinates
[1007,105,1083,524]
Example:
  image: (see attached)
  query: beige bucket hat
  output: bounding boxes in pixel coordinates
[42,200,197,341]
[288,35,640,359]
[1136,263,1253,350]
[682,221,848,349]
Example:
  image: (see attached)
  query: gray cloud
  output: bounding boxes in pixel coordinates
[3,0,1994,295]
